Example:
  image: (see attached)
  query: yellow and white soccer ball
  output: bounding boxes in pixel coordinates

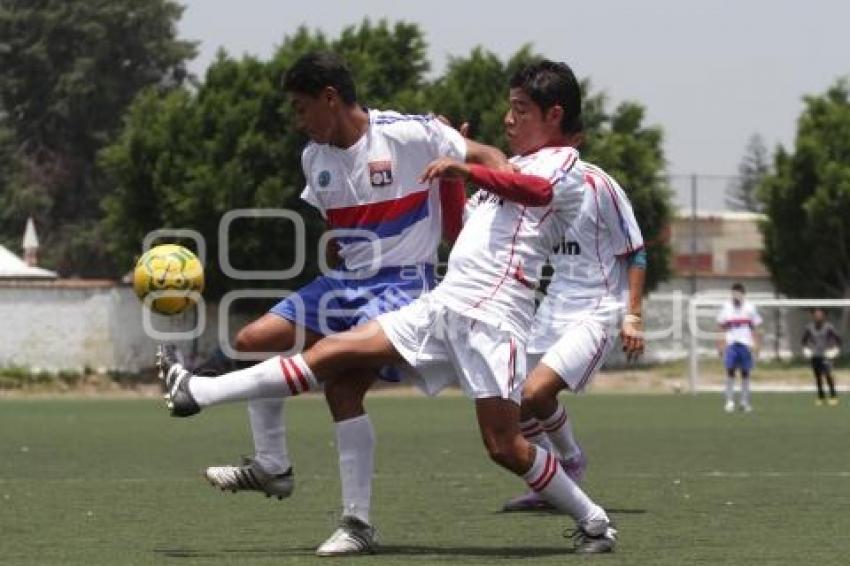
[133,244,204,315]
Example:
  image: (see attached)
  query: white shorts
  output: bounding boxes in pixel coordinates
[528,315,618,392]
[377,294,526,403]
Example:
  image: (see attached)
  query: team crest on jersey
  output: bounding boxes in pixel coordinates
[369,160,393,187]
[318,170,331,187]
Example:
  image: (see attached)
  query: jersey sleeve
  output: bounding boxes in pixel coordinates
[299,146,326,218]
[716,305,728,326]
[591,172,644,255]
[425,117,467,161]
[750,305,763,327]
[547,149,584,226]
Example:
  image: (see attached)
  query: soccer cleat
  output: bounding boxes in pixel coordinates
[316,515,377,557]
[502,490,554,512]
[205,457,294,499]
[740,403,753,413]
[815,398,825,407]
[561,450,587,485]
[570,518,617,554]
[724,400,735,413]
[827,397,839,407]
[157,344,200,417]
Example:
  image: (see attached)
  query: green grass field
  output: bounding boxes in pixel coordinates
[1,393,848,565]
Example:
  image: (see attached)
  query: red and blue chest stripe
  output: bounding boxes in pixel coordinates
[326,189,430,242]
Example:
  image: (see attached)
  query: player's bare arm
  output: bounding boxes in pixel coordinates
[621,251,646,362]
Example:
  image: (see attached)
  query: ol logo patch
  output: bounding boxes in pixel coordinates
[368,160,393,187]
[318,170,331,187]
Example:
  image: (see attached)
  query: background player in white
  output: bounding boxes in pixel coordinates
[716,282,762,412]
[159,60,620,554]
[503,149,647,511]
[195,51,505,534]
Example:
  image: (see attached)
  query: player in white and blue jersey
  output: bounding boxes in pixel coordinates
[195,51,505,553]
[716,282,762,412]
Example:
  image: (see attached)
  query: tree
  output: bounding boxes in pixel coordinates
[759,79,850,297]
[727,133,769,212]
[0,0,195,274]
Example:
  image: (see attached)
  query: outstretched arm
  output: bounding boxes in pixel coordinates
[420,158,552,206]
[464,138,510,170]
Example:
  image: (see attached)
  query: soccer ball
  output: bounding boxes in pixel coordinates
[133,244,204,315]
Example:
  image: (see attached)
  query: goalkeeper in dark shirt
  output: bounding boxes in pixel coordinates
[801,308,841,406]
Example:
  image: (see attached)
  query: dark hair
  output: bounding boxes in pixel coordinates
[731,282,746,293]
[282,51,357,104]
[509,60,582,134]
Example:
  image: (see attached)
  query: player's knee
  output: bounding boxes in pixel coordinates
[235,320,295,353]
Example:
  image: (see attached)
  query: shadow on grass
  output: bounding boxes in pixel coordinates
[495,507,648,516]
[154,544,572,559]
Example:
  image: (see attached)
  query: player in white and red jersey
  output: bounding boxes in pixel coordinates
[502,154,647,511]
[716,282,762,412]
[159,60,619,554]
[189,51,504,554]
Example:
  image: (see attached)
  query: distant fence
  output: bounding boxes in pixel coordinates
[0,282,247,373]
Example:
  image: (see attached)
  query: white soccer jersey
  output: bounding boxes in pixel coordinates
[300,109,467,271]
[430,146,584,338]
[528,160,643,357]
[717,300,762,347]
[543,161,644,319]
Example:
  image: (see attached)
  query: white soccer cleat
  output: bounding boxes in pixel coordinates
[204,457,294,499]
[724,400,735,413]
[740,403,753,413]
[316,516,377,557]
[571,518,617,554]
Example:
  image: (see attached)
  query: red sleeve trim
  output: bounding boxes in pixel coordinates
[467,164,552,206]
[439,178,465,244]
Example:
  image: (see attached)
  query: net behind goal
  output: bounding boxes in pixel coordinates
[685,294,850,393]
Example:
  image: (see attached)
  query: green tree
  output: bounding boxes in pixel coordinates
[759,79,850,297]
[727,133,769,212]
[0,0,195,274]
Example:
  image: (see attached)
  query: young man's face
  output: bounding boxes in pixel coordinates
[504,88,562,155]
[289,89,337,144]
[813,309,825,323]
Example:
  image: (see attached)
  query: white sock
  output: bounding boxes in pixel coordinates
[523,445,606,524]
[520,417,554,451]
[542,405,580,460]
[725,375,735,403]
[336,415,375,525]
[741,376,751,405]
[189,354,317,406]
[248,398,291,474]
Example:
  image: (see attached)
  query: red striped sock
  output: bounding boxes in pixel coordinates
[541,404,580,460]
[522,445,603,522]
[278,354,318,397]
